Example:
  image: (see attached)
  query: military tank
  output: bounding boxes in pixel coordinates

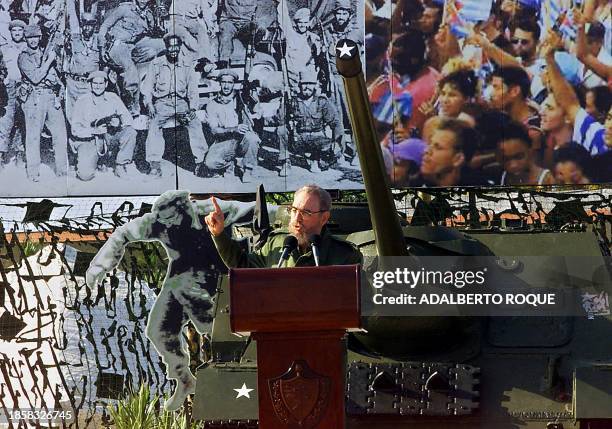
[193,39,612,429]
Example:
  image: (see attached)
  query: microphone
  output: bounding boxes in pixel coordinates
[310,234,321,266]
[277,235,298,268]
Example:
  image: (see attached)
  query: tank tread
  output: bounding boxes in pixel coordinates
[203,420,258,428]
[347,361,480,416]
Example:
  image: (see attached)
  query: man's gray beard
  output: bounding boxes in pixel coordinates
[289,224,310,249]
[296,234,309,249]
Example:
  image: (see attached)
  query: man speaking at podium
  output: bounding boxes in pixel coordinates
[205,184,361,268]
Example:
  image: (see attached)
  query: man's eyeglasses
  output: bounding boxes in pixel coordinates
[511,38,530,46]
[286,206,327,218]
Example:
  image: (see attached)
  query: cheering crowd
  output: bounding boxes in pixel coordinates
[366,0,611,186]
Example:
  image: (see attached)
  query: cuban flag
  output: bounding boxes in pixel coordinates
[446,0,493,38]
[447,0,471,38]
[548,1,577,40]
[370,75,413,125]
[456,0,493,23]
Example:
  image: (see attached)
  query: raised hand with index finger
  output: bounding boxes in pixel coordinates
[205,196,226,237]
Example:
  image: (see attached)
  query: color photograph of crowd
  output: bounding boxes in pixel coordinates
[366,0,611,187]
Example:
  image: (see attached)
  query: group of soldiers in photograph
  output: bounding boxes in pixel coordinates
[0,0,363,184]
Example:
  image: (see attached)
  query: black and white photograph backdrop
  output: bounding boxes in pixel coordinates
[0,0,365,196]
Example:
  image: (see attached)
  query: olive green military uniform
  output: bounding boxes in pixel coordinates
[212,227,362,268]
[291,93,343,170]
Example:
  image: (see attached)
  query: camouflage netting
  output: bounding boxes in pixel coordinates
[0,196,170,428]
[0,186,610,428]
[393,186,611,234]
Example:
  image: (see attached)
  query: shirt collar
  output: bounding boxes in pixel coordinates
[215,93,235,104]
[91,92,109,104]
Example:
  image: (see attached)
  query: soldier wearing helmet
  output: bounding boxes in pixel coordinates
[0,20,27,165]
[70,70,137,181]
[322,0,361,165]
[141,33,208,178]
[324,0,362,69]
[65,1,101,114]
[201,68,261,181]
[276,0,322,86]
[18,23,67,182]
[5,20,26,48]
[97,0,160,115]
[289,70,345,172]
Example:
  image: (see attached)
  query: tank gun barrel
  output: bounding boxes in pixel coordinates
[335,39,408,257]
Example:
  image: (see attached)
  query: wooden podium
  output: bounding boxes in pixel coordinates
[229,265,361,429]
